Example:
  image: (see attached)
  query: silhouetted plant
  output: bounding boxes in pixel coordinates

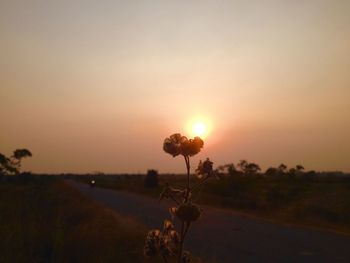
[12,149,32,173]
[144,133,215,262]
[289,165,305,177]
[237,159,248,173]
[296,165,304,172]
[144,169,159,188]
[215,164,226,177]
[305,170,316,177]
[0,149,32,175]
[238,160,261,175]
[226,163,238,176]
[245,162,261,175]
[288,167,297,177]
[278,163,288,174]
[216,163,238,177]
[265,167,278,176]
[0,153,8,176]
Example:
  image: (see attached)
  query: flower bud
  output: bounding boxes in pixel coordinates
[176,203,201,222]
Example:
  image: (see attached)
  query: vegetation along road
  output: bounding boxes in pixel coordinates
[67,180,350,263]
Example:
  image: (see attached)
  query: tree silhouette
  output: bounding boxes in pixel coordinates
[296,165,304,171]
[13,149,32,160]
[215,163,237,177]
[0,153,7,164]
[12,149,32,173]
[226,163,237,176]
[265,167,278,176]
[245,162,261,174]
[278,163,288,174]
[287,165,305,177]
[0,149,32,175]
[238,160,261,175]
[0,153,9,175]
[237,160,248,173]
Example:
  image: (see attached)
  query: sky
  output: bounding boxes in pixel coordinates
[1,0,350,173]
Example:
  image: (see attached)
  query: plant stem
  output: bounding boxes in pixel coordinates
[190,175,211,191]
[184,155,191,193]
[167,192,181,205]
[177,220,185,263]
[177,155,193,263]
[183,222,191,239]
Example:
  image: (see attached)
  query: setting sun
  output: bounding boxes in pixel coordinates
[188,119,211,139]
[193,122,206,137]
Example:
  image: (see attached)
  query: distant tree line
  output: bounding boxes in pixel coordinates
[215,160,316,177]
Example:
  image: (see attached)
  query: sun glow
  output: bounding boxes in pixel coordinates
[193,122,206,137]
[187,119,211,139]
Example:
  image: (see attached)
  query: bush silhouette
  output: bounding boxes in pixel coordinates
[144,169,159,188]
[238,160,261,175]
[265,167,278,176]
[278,163,288,175]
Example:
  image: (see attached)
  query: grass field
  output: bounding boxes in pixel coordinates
[0,175,167,263]
[73,173,350,235]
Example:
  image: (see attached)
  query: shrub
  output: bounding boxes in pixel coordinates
[144,169,159,188]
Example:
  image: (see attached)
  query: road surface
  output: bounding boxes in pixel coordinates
[67,180,350,263]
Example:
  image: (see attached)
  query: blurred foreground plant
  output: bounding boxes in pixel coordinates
[144,133,216,262]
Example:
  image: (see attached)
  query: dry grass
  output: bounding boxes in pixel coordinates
[0,175,164,262]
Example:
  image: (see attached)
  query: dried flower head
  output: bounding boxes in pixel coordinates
[169,207,177,216]
[164,219,174,231]
[181,137,204,156]
[170,230,180,244]
[163,133,184,157]
[163,133,204,157]
[176,202,202,222]
[144,229,161,257]
[144,221,180,259]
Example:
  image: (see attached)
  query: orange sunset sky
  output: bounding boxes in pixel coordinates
[1,0,349,173]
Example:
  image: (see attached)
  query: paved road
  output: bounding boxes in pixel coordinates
[67,180,350,263]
